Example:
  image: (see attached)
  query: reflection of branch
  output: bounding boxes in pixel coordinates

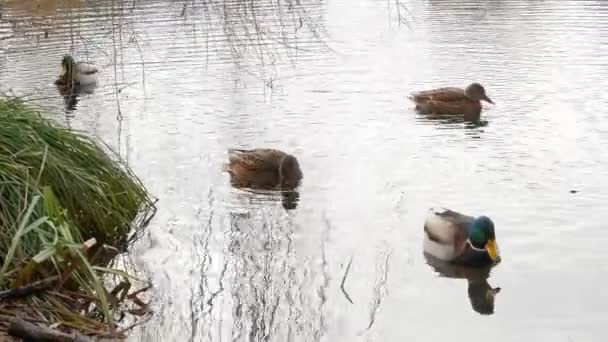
[340,257,354,304]
[207,259,228,307]
[316,213,332,337]
[189,188,215,342]
[367,249,392,330]
[388,0,413,29]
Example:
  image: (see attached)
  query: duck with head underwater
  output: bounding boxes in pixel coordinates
[225,148,303,191]
[423,208,500,267]
[55,55,98,88]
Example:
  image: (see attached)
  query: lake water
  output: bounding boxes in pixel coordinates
[1,0,608,341]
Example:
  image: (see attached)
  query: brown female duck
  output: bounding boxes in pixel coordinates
[410,83,494,121]
[225,148,303,190]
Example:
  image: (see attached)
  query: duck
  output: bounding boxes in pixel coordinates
[54,55,98,87]
[409,82,494,122]
[225,148,303,190]
[423,208,500,267]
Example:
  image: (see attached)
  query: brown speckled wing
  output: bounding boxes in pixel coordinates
[229,149,284,171]
[426,99,480,116]
[423,225,453,245]
[411,87,467,102]
[226,149,284,189]
[437,209,474,223]
[433,209,473,251]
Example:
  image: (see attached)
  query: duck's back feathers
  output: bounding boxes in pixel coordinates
[227,148,286,172]
[433,208,475,226]
[73,62,98,85]
[410,87,467,103]
[423,208,473,262]
[76,62,98,75]
[424,208,473,241]
[409,86,482,120]
[226,148,301,190]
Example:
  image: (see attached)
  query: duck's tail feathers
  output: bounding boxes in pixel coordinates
[227,148,254,165]
[227,148,258,158]
[228,148,252,153]
[428,207,449,215]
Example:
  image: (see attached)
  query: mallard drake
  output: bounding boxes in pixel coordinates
[410,83,494,122]
[423,208,500,267]
[225,148,303,190]
[54,55,98,87]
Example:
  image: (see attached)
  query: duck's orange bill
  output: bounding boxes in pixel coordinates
[485,239,499,262]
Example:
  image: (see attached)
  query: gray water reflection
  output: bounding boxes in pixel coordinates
[2,0,608,341]
[425,253,501,315]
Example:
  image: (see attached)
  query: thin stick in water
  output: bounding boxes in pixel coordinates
[340,257,354,304]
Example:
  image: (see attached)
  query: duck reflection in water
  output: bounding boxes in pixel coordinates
[224,148,303,210]
[417,113,489,129]
[424,253,501,315]
[55,83,96,112]
[281,190,300,210]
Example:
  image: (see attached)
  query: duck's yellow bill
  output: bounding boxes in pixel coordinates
[485,239,499,262]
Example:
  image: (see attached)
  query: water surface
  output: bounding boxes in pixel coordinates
[1,0,608,341]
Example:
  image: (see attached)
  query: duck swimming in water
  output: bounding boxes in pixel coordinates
[423,208,500,267]
[55,55,98,87]
[410,83,494,122]
[225,148,303,191]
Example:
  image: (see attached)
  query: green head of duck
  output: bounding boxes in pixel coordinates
[468,216,500,263]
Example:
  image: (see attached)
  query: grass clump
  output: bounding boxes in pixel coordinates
[0,97,155,339]
[0,98,152,252]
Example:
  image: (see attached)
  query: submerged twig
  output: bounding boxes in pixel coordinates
[0,276,59,301]
[127,284,153,299]
[8,317,98,342]
[340,257,354,304]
